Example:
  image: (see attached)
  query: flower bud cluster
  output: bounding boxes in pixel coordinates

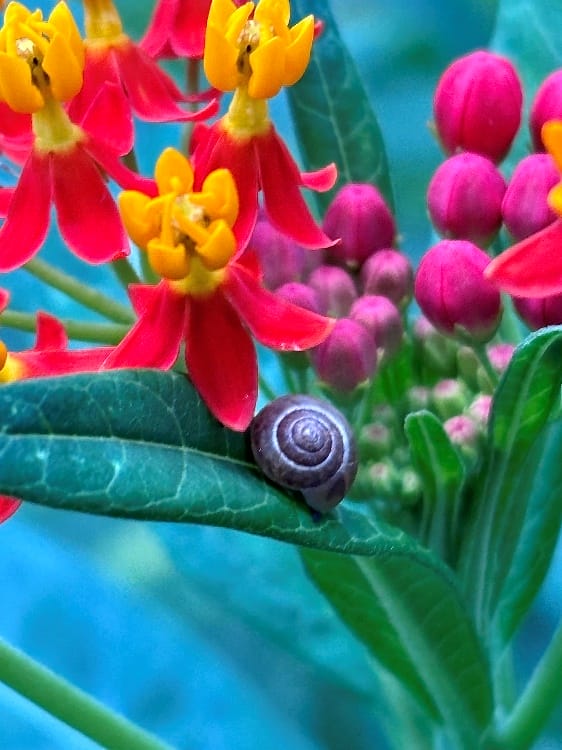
[251,183,411,393]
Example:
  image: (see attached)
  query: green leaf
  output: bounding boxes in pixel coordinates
[459,326,562,636]
[301,547,494,748]
[0,369,416,554]
[405,411,466,561]
[286,0,393,212]
[492,418,562,647]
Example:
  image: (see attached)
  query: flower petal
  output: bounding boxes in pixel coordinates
[52,145,129,263]
[223,262,334,349]
[256,128,337,248]
[17,346,111,377]
[103,281,186,369]
[186,291,257,430]
[0,188,14,217]
[485,219,562,297]
[0,496,21,524]
[0,288,9,312]
[0,150,51,272]
[34,312,68,350]
[86,136,158,196]
[301,162,338,192]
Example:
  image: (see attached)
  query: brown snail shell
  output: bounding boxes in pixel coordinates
[250,394,357,513]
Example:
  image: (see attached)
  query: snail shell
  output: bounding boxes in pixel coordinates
[250,394,357,513]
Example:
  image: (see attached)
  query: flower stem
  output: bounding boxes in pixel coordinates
[490,618,562,750]
[24,258,135,325]
[0,309,128,345]
[112,257,141,289]
[0,636,172,750]
[472,343,499,390]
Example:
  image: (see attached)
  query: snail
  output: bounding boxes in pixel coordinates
[250,394,358,513]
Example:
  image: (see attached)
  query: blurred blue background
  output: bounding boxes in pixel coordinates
[3,1,562,749]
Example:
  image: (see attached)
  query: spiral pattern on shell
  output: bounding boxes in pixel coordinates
[250,394,357,513]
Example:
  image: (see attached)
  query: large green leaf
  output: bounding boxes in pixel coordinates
[405,411,466,562]
[287,0,393,212]
[0,369,415,554]
[301,548,494,749]
[459,327,562,637]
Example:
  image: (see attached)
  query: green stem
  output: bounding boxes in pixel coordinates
[111,258,141,290]
[0,310,128,345]
[472,343,499,390]
[491,619,562,750]
[24,258,135,325]
[0,637,172,750]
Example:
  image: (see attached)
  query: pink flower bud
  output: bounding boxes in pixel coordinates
[467,394,492,429]
[502,154,559,240]
[359,422,393,460]
[513,293,562,329]
[349,294,403,357]
[443,415,481,460]
[308,265,357,317]
[415,240,502,342]
[275,282,322,313]
[433,50,523,163]
[529,70,562,151]
[360,249,414,307]
[322,183,396,268]
[311,317,377,392]
[486,342,515,373]
[432,379,471,420]
[251,215,315,290]
[427,152,506,246]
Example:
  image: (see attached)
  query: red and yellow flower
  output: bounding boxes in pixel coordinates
[140,0,212,61]
[104,148,334,430]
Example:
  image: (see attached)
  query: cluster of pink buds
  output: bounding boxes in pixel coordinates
[251,183,412,393]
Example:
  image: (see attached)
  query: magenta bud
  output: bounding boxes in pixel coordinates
[513,293,562,329]
[360,249,414,308]
[414,240,502,342]
[529,70,562,151]
[427,152,506,246]
[349,294,403,357]
[322,183,396,268]
[308,265,357,317]
[502,154,559,241]
[275,282,322,313]
[433,50,523,163]
[487,342,515,373]
[443,415,480,460]
[467,394,493,429]
[251,215,308,290]
[311,317,377,392]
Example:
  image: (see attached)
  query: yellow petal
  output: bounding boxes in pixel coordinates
[118,191,156,249]
[192,168,239,227]
[42,31,83,102]
[4,2,35,25]
[0,52,43,112]
[147,239,191,281]
[197,220,236,270]
[207,0,241,28]
[542,120,562,171]
[204,24,241,92]
[248,36,286,98]
[49,1,85,71]
[0,340,7,370]
[548,182,562,217]
[154,147,194,196]
[254,0,290,28]
[284,15,313,85]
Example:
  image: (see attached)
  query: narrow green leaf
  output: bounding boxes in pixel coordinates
[459,326,562,635]
[492,419,562,647]
[405,411,466,561]
[287,0,393,212]
[0,369,415,554]
[301,547,494,748]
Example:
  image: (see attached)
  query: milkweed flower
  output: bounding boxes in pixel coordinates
[104,148,334,430]
[0,1,157,272]
[486,120,562,296]
[193,0,336,249]
[140,0,212,60]
[68,0,218,148]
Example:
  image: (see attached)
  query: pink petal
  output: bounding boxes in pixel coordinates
[86,137,158,195]
[0,188,14,216]
[117,40,218,122]
[74,73,134,155]
[301,162,338,192]
[485,219,562,297]
[103,281,186,369]
[139,0,179,58]
[34,312,68,350]
[0,288,9,312]
[0,150,52,272]
[52,145,129,263]
[256,128,337,249]
[0,496,21,524]
[186,291,257,431]
[223,263,334,350]
[140,0,210,60]
[18,346,111,377]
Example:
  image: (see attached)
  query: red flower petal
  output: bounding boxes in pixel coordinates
[52,145,129,263]
[0,188,14,217]
[75,74,134,155]
[301,163,338,192]
[140,0,179,58]
[0,150,52,272]
[186,291,257,430]
[0,287,10,312]
[256,128,337,249]
[103,281,186,369]
[34,312,68,350]
[86,137,158,196]
[17,346,111,377]
[0,496,21,524]
[223,263,334,349]
[141,0,210,60]
[485,219,562,297]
